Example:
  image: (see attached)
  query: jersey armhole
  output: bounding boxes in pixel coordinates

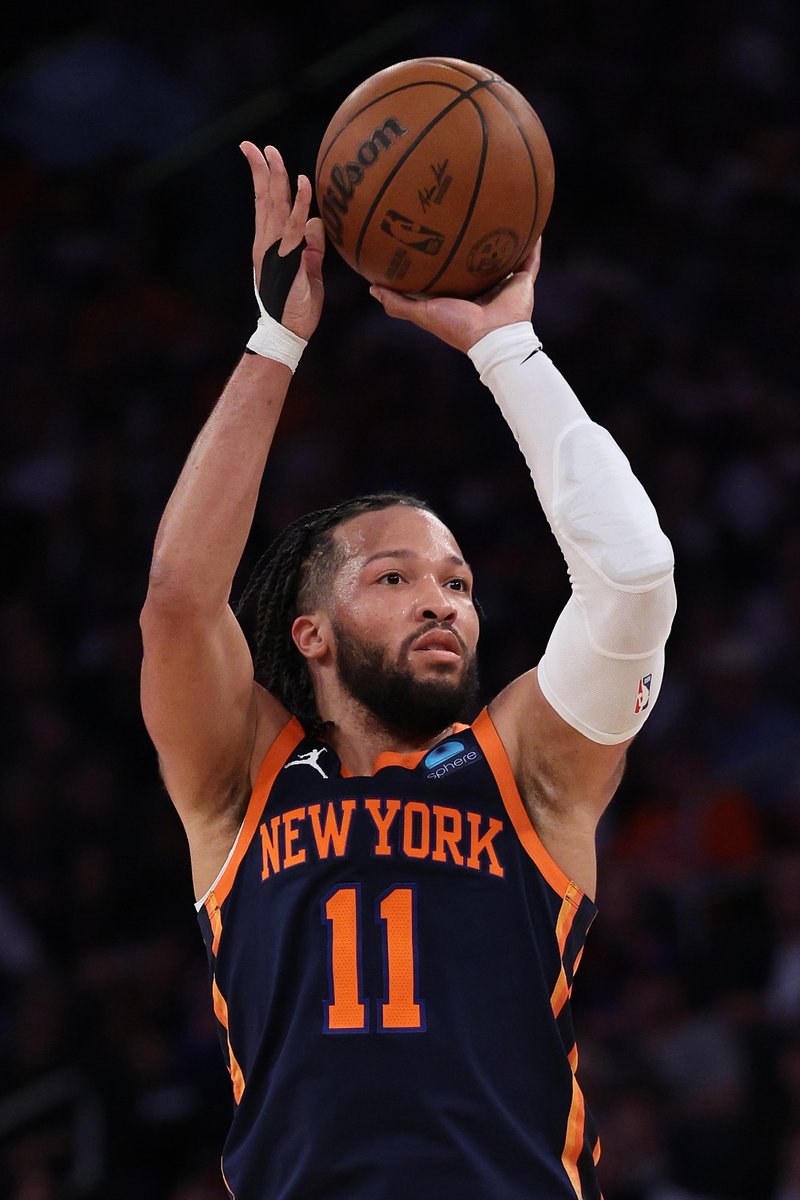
[195,716,305,911]
[472,707,592,909]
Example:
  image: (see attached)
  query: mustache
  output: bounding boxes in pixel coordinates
[399,621,469,659]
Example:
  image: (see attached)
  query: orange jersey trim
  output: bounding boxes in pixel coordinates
[556,884,581,953]
[212,978,246,1105]
[472,708,586,904]
[205,895,223,957]
[550,965,570,1021]
[339,722,471,778]
[550,886,581,1018]
[209,717,305,909]
[341,749,425,777]
[562,1072,587,1198]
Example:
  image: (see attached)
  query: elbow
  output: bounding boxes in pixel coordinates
[140,560,226,626]
[142,560,185,620]
[584,571,677,660]
[596,527,675,589]
[139,578,187,633]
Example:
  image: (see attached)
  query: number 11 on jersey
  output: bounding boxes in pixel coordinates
[322,884,426,1033]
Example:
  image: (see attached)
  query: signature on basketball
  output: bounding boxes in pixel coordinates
[318,118,408,246]
[418,161,453,212]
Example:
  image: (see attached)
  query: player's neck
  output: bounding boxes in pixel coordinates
[319,699,453,776]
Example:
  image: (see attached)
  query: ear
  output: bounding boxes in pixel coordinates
[291,614,331,661]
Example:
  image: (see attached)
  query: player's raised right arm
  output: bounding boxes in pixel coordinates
[139,145,324,896]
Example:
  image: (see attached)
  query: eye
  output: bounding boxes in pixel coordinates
[446,578,470,593]
[379,571,404,585]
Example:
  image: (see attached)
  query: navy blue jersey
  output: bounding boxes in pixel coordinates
[197,709,601,1200]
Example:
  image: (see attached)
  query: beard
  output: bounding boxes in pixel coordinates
[331,619,480,740]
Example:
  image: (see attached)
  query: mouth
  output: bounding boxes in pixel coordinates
[411,629,463,660]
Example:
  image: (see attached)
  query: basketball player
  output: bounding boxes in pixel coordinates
[139,143,677,1199]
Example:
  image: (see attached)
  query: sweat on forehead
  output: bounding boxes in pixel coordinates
[332,504,460,559]
[296,501,446,611]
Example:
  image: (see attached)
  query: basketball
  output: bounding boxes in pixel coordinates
[314,57,554,298]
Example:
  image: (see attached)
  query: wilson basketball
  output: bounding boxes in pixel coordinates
[314,57,554,298]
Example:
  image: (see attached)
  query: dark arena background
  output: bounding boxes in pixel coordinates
[1,3,798,1197]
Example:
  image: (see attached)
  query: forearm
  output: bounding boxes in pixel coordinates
[469,322,677,742]
[147,354,292,614]
[469,324,670,573]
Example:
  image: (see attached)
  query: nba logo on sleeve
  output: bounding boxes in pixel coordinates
[634,674,653,714]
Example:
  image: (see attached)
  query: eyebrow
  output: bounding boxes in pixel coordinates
[363,549,470,569]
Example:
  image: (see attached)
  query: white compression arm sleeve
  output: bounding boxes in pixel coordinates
[468,322,677,745]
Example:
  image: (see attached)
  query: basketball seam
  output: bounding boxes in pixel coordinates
[315,81,466,191]
[351,79,496,276]
[414,90,491,294]
[415,58,500,86]
[484,81,543,265]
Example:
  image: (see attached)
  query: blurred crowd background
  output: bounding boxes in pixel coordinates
[1,2,798,1197]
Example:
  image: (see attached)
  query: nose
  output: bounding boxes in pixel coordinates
[413,579,456,624]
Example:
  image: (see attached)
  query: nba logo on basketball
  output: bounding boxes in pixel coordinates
[634,674,653,714]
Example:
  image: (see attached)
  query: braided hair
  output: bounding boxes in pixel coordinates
[235,493,436,730]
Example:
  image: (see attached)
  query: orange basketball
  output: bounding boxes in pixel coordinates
[314,56,554,298]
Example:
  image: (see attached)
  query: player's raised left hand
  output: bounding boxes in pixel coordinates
[240,141,325,343]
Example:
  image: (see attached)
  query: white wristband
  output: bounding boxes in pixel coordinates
[246,310,307,372]
[247,266,307,372]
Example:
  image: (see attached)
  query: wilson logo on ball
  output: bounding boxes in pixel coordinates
[319,117,408,246]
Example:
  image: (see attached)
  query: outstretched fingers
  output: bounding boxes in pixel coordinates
[304,217,325,254]
[240,143,299,247]
[261,145,292,227]
[302,217,325,280]
[279,174,312,255]
[241,140,271,247]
